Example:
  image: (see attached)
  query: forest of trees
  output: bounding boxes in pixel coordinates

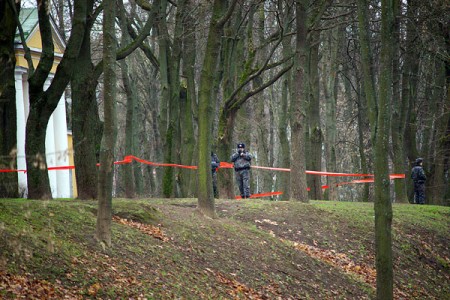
[0,0,448,297]
[1,0,447,204]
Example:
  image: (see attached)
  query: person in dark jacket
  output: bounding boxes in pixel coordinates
[411,157,426,204]
[230,143,252,198]
[211,152,220,198]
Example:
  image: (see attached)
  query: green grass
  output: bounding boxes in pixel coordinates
[0,198,448,299]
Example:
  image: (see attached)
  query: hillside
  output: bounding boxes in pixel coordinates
[0,199,449,299]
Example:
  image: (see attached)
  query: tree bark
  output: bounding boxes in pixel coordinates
[0,0,19,198]
[117,0,136,199]
[198,0,237,216]
[96,0,117,247]
[390,0,407,203]
[307,30,322,200]
[358,0,394,297]
[26,0,86,199]
[373,0,394,296]
[290,0,308,202]
[402,0,420,197]
[71,0,101,200]
[323,26,340,201]
[277,6,293,200]
[179,0,197,197]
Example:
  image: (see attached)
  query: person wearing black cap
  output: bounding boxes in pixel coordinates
[411,158,426,204]
[230,143,252,198]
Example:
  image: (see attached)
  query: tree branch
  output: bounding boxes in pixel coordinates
[217,0,238,27]
[232,61,293,110]
[7,0,34,75]
[225,28,286,108]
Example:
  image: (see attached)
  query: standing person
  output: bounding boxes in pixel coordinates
[230,143,252,199]
[211,152,220,198]
[411,157,427,204]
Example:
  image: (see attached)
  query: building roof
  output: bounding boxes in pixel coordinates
[15,8,39,42]
[15,7,65,52]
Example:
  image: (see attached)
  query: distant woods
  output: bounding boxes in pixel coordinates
[0,0,448,205]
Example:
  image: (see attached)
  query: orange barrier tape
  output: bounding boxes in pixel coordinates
[1,155,406,181]
[224,161,405,179]
[114,155,198,169]
[0,169,27,173]
[235,191,283,199]
[48,166,75,170]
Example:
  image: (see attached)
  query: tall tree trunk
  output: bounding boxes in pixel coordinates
[216,8,246,200]
[358,0,395,297]
[252,4,272,196]
[121,60,136,198]
[307,30,322,200]
[96,0,117,247]
[0,0,19,198]
[159,0,183,198]
[179,0,197,197]
[290,0,308,202]
[373,0,394,296]
[427,54,450,205]
[355,82,371,202]
[71,0,101,200]
[277,15,293,200]
[198,0,237,215]
[323,26,340,201]
[347,22,371,202]
[402,0,420,202]
[170,0,189,197]
[118,1,136,199]
[390,0,407,203]
[157,1,172,198]
[26,0,86,199]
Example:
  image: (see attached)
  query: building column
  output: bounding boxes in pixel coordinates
[51,92,71,198]
[15,70,27,197]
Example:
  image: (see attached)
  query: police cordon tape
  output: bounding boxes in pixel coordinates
[1,155,405,198]
[0,154,406,180]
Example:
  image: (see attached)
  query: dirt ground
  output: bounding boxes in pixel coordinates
[0,198,448,299]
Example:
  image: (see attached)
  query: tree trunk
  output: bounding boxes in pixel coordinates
[0,0,19,198]
[117,3,136,199]
[390,0,407,203]
[96,0,117,247]
[252,5,272,196]
[179,1,197,197]
[198,0,237,216]
[26,0,86,199]
[290,0,308,202]
[71,0,101,200]
[216,9,246,200]
[323,26,340,201]
[121,60,136,198]
[307,30,322,200]
[358,0,395,297]
[277,20,293,200]
[158,0,183,198]
[373,0,394,296]
[427,56,450,205]
[402,0,420,202]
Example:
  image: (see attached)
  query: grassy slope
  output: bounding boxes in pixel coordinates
[0,198,448,299]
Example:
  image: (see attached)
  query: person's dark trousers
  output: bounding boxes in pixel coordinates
[414,182,425,204]
[235,169,251,198]
[212,171,218,198]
